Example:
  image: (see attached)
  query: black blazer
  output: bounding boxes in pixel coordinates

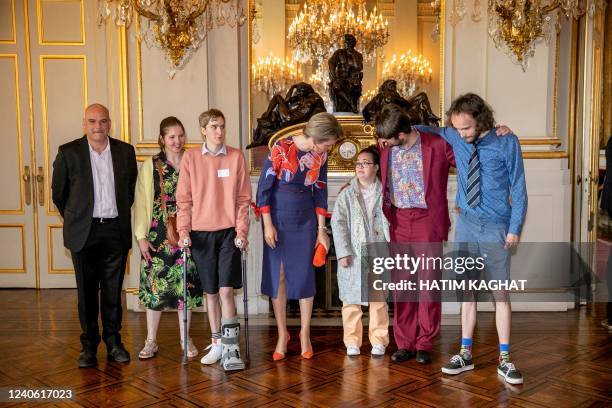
[51,136,138,252]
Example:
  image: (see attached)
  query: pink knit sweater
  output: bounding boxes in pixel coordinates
[176,146,251,238]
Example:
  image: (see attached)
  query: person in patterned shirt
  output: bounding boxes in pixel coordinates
[376,104,455,365]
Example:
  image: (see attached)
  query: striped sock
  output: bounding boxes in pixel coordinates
[499,343,510,363]
[460,338,472,357]
[212,331,222,344]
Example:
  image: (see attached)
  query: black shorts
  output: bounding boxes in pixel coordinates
[190,228,242,294]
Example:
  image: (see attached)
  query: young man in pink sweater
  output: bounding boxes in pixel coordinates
[177,109,251,370]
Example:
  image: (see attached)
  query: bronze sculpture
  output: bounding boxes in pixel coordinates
[249,82,326,149]
[362,79,440,127]
[328,34,363,113]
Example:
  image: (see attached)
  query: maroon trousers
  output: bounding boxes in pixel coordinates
[389,207,442,352]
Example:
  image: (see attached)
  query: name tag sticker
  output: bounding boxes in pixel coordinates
[218,169,230,178]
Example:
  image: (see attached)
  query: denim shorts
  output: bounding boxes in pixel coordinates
[453,211,510,282]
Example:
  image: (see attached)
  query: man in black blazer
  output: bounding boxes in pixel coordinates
[52,103,137,367]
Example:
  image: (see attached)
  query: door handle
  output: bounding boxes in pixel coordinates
[36,166,44,206]
[23,166,31,206]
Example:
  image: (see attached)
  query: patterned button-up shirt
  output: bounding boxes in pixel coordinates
[389,134,427,209]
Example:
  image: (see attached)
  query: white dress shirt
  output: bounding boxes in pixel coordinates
[201,143,227,156]
[89,140,118,218]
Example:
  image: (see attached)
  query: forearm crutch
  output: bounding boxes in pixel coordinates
[235,237,250,364]
[241,246,250,363]
[181,241,190,365]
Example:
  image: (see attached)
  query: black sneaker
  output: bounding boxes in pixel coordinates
[441,353,474,375]
[497,360,523,384]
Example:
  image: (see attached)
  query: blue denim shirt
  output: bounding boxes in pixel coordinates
[415,125,527,235]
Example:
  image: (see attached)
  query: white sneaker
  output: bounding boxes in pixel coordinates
[200,343,223,365]
[346,345,360,356]
[371,344,386,356]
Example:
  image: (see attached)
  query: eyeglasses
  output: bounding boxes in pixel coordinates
[355,162,374,169]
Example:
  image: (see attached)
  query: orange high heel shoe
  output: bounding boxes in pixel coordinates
[299,333,314,359]
[272,333,290,361]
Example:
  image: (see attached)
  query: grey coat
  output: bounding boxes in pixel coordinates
[331,177,390,305]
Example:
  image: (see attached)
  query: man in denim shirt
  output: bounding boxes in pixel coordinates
[416,93,527,384]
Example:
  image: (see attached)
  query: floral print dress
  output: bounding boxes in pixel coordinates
[138,154,203,311]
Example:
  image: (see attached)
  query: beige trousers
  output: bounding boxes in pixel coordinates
[342,302,389,347]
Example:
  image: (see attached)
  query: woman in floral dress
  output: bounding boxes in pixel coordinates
[256,112,343,360]
[134,116,203,359]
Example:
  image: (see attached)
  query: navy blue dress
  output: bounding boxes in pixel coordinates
[256,137,328,299]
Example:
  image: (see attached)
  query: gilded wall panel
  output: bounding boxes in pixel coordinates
[0,55,24,214]
[0,0,16,43]
[0,225,25,273]
[37,0,84,45]
[40,56,87,214]
[48,225,72,274]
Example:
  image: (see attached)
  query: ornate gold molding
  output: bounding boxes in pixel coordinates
[588,8,606,246]
[39,55,87,215]
[602,3,611,146]
[136,17,144,144]
[520,138,562,146]
[523,151,569,159]
[0,0,16,44]
[118,26,130,143]
[553,32,560,140]
[23,0,41,288]
[36,0,85,45]
[0,224,26,273]
[439,0,445,120]
[47,225,73,274]
[40,55,88,217]
[417,2,435,16]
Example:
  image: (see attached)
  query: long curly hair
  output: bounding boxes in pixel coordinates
[445,93,495,135]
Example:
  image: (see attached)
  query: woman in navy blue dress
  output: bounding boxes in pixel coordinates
[256,112,343,360]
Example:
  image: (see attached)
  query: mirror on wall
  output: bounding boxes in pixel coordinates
[247,0,444,169]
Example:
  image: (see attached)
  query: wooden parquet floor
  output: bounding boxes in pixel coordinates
[0,289,611,407]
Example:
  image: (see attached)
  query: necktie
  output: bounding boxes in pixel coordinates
[466,142,480,208]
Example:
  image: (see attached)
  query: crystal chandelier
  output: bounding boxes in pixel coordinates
[97,0,247,75]
[442,0,607,70]
[382,50,433,98]
[307,68,334,111]
[431,0,442,41]
[359,88,378,110]
[287,0,389,67]
[487,0,607,70]
[251,54,302,99]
